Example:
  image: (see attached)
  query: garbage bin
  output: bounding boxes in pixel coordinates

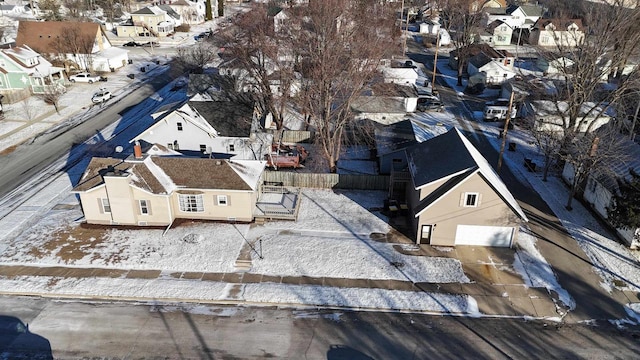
[128,59,133,64]
[508,142,516,151]
[155,60,160,65]
[140,67,146,73]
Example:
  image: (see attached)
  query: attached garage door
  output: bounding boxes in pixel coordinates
[454,225,514,247]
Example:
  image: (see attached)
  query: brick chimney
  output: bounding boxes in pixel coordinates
[134,141,143,159]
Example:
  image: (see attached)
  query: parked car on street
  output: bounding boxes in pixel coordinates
[123,41,142,47]
[417,96,444,112]
[91,88,112,103]
[69,73,101,83]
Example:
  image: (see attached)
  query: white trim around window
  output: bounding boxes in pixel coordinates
[139,199,150,215]
[178,194,204,212]
[464,192,479,207]
[217,195,228,206]
[101,198,111,213]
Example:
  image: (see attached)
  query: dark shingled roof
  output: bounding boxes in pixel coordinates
[152,157,254,190]
[189,101,254,137]
[406,129,478,187]
[73,157,263,194]
[72,158,129,192]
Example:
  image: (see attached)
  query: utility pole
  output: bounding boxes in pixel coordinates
[431,30,440,93]
[630,92,640,141]
[400,0,407,57]
[497,90,516,172]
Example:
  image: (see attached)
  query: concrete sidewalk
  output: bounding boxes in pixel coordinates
[0,255,560,319]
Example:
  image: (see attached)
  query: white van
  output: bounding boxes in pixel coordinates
[483,100,516,122]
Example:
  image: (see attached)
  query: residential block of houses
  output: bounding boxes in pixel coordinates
[529,19,585,48]
[16,21,129,73]
[116,6,181,38]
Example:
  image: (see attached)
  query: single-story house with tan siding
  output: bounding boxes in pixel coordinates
[72,145,266,226]
[404,128,527,247]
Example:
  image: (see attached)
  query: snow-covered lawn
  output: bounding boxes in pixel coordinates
[1,189,471,284]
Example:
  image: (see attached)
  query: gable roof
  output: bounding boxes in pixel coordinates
[374,118,450,157]
[132,6,166,15]
[72,156,266,193]
[514,4,543,17]
[158,5,180,20]
[487,19,511,32]
[188,100,255,137]
[16,21,103,54]
[534,18,584,32]
[405,128,527,220]
[450,43,513,59]
[0,45,63,77]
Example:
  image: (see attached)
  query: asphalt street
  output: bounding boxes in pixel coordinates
[2,296,639,359]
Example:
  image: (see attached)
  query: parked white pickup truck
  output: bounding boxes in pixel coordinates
[69,72,102,83]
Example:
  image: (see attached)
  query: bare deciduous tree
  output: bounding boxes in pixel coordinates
[221,0,396,172]
[39,0,64,20]
[291,0,397,172]
[54,26,95,71]
[562,126,630,210]
[63,0,89,19]
[42,84,66,114]
[218,4,295,131]
[522,0,640,208]
[175,42,218,74]
[440,0,483,86]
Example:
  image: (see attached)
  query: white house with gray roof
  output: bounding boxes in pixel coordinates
[130,101,272,161]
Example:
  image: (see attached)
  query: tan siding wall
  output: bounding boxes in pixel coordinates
[416,174,520,246]
[79,187,112,224]
[171,190,256,222]
[104,175,137,225]
[130,187,172,226]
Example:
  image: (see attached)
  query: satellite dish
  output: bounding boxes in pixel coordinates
[115,146,123,153]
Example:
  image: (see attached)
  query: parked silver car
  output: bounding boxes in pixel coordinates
[91,88,112,103]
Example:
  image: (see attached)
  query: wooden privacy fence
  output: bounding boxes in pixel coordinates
[269,130,313,144]
[263,171,390,190]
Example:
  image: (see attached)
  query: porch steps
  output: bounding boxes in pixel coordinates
[234,259,252,272]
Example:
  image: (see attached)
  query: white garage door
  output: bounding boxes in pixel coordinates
[454,225,514,247]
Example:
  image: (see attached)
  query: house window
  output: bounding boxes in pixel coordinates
[101,198,111,213]
[200,144,207,153]
[177,122,183,131]
[178,194,204,212]
[217,195,228,206]
[228,144,235,152]
[167,143,173,150]
[139,200,149,215]
[464,192,479,207]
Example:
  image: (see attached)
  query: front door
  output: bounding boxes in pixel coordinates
[419,224,433,244]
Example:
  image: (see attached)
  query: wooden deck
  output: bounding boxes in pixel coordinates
[254,186,301,221]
